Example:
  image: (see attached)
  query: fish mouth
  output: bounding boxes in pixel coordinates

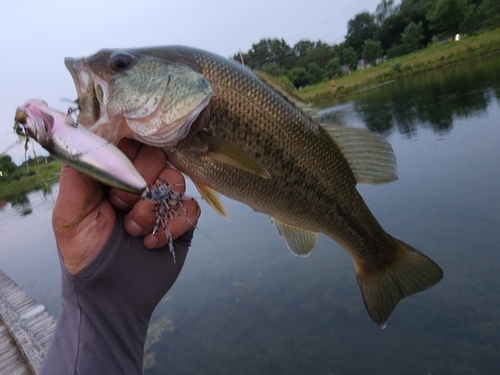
[65,57,106,129]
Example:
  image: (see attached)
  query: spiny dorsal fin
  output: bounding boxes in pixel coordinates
[270,218,318,256]
[207,138,271,179]
[193,181,229,220]
[254,71,320,120]
[322,124,398,184]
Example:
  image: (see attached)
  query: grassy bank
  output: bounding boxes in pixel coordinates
[0,160,61,202]
[297,29,500,107]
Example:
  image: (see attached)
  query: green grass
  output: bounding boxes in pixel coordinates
[297,29,500,106]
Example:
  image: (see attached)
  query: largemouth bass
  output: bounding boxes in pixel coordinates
[65,46,443,325]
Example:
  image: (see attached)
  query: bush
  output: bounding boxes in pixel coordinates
[277,75,295,91]
[387,44,408,59]
[391,61,403,73]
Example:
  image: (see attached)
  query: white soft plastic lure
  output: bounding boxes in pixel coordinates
[14,99,194,260]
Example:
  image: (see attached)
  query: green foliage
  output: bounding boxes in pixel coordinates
[401,21,425,53]
[345,12,378,57]
[287,68,310,88]
[0,155,17,176]
[277,75,295,91]
[261,63,285,77]
[342,47,358,71]
[362,40,383,65]
[427,0,468,36]
[387,44,408,59]
[375,0,399,25]
[325,58,343,78]
[293,40,315,57]
[460,3,483,34]
[234,0,499,95]
[480,0,500,30]
[295,41,334,69]
[0,159,61,201]
[391,61,403,73]
[307,63,325,85]
[236,38,296,70]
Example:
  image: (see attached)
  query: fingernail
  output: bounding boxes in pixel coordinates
[125,220,143,237]
[110,194,129,210]
[144,234,159,249]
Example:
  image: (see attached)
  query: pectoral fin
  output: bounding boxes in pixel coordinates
[194,181,229,220]
[207,138,271,179]
[271,218,318,256]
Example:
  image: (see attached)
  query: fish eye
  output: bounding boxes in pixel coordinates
[109,52,133,71]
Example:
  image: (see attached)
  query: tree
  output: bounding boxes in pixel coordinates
[295,41,334,69]
[377,13,410,52]
[480,0,500,30]
[261,63,285,77]
[237,38,296,70]
[293,40,315,57]
[362,40,383,65]
[401,21,424,53]
[342,47,358,71]
[307,63,325,85]
[0,155,17,176]
[398,0,435,45]
[386,44,408,59]
[375,0,399,25]
[345,12,378,57]
[326,58,343,78]
[427,0,468,36]
[460,3,482,34]
[287,68,310,88]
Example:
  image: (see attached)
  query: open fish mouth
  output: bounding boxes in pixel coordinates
[64,57,105,128]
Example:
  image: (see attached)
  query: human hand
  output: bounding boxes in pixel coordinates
[52,138,199,275]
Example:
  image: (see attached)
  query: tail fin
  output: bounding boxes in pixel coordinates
[356,236,443,327]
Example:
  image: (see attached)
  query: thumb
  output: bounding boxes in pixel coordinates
[52,165,115,255]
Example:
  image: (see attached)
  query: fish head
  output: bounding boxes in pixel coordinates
[65,48,214,149]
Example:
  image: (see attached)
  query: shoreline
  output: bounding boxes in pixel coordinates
[296,29,500,107]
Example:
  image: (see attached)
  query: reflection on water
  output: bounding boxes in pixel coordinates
[322,53,500,136]
[1,180,56,217]
[1,53,499,375]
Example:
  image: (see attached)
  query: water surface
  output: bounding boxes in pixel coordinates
[1,54,499,375]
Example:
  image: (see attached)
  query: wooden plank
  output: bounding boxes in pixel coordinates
[0,269,56,374]
[0,318,32,375]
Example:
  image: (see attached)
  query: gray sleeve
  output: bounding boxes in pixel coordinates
[39,212,193,375]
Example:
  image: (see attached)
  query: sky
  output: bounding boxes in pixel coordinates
[1,0,381,164]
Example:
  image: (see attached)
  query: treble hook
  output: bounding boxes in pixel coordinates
[65,107,79,127]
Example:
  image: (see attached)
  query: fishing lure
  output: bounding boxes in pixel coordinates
[14,99,194,261]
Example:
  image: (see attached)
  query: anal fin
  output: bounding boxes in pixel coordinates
[271,218,318,256]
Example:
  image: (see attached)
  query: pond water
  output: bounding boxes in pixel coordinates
[1,53,499,375]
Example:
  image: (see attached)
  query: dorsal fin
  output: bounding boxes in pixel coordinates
[254,71,320,120]
[322,123,398,184]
